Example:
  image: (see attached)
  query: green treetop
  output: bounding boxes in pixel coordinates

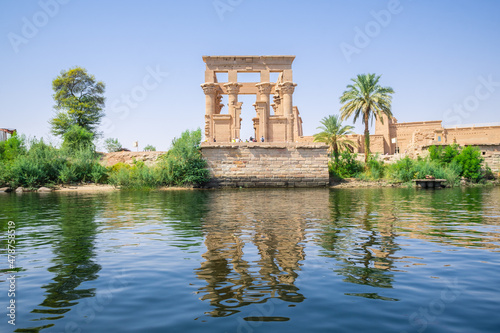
[49,67,106,137]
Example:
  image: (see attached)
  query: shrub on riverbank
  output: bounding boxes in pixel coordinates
[328,151,364,179]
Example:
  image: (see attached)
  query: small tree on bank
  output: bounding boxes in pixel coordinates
[313,115,356,160]
[104,138,122,152]
[340,73,394,164]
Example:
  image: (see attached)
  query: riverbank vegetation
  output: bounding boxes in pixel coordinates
[1,66,209,191]
[0,129,209,190]
[328,144,494,186]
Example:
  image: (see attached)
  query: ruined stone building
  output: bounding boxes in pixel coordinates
[347,116,500,158]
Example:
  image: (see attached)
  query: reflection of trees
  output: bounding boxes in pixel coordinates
[99,191,210,249]
[22,194,101,332]
[318,187,500,301]
[195,189,330,317]
[319,189,400,296]
[158,191,210,248]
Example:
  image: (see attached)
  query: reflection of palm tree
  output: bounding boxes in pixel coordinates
[25,195,101,331]
[319,189,400,297]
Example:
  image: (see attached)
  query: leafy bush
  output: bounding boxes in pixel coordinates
[157,129,210,186]
[455,146,483,182]
[386,157,460,186]
[427,144,484,182]
[364,155,385,180]
[442,144,460,164]
[9,139,66,188]
[428,144,460,164]
[328,150,364,179]
[106,129,209,189]
[387,156,415,182]
[0,134,25,162]
[107,162,158,189]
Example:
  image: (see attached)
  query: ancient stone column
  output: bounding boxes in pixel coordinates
[224,82,243,140]
[279,82,297,142]
[256,82,273,142]
[201,82,218,141]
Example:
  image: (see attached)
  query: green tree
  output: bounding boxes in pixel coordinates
[144,144,156,152]
[104,138,122,152]
[49,67,105,136]
[455,146,483,182]
[340,73,394,164]
[0,133,25,162]
[313,115,356,160]
[61,125,95,152]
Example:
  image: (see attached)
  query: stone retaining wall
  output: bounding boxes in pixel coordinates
[484,153,500,173]
[201,142,329,188]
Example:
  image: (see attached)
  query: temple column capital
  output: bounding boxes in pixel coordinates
[223,82,243,94]
[278,81,297,94]
[201,82,219,95]
[256,82,273,95]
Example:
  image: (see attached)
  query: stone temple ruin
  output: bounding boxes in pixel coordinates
[200,56,329,188]
[201,56,303,142]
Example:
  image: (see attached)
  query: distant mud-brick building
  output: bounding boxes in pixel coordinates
[350,116,500,158]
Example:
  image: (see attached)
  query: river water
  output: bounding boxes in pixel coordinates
[1,187,499,333]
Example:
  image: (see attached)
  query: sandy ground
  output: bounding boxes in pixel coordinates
[55,184,118,192]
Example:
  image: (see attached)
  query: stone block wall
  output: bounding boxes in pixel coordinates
[484,153,500,173]
[201,142,329,187]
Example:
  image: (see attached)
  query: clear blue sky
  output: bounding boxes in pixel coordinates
[1,0,499,151]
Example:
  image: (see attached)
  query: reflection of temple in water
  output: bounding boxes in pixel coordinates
[195,189,330,317]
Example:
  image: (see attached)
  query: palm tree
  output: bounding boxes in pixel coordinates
[340,73,394,163]
[313,115,356,160]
